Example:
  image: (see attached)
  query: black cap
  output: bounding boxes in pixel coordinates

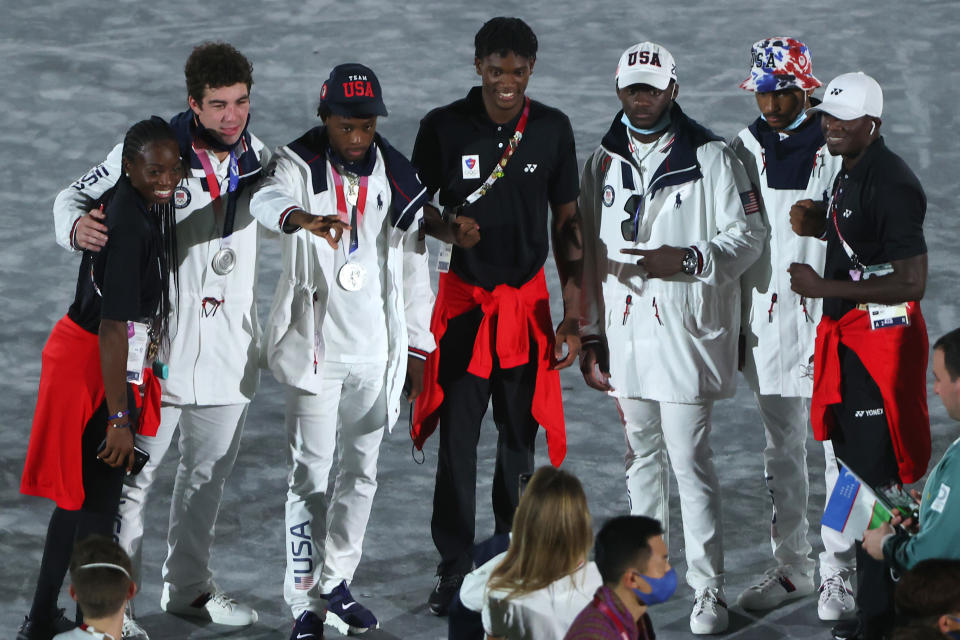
[319,63,387,117]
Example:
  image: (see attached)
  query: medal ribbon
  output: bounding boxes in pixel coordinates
[330,167,368,256]
[464,97,531,206]
[194,144,240,252]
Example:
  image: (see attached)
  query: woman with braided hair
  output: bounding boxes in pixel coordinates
[18,117,182,640]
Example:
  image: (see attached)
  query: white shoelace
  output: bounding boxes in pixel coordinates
[694,588,720,615]
[820,575,850,601]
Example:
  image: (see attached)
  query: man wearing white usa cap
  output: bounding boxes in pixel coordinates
[579,40,764,635]
[789,71,930,640]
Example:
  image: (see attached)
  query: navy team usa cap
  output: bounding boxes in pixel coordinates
[319,63,388,117]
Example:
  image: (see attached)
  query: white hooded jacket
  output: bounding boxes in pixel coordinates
[250,129,436,429]
[731,112,842,397]
[580,105,765,402]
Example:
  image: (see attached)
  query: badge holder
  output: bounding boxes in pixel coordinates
[126,321,150,385]
[862,263,910,330]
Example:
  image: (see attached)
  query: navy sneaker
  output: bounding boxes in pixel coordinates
[289,611,324,640]
[16,609,76,640]
[321,581,379,635]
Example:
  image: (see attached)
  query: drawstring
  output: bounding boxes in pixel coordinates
[652,297,663,326]
[201,297,224,317]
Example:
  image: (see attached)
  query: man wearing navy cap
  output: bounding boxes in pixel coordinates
[251,63,436,639]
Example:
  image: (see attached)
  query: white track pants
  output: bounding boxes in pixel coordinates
[117,403,248,591]
[283,361,387,617]
[819,439,857,580]
[618,398,723,590]
[755,393,815,575]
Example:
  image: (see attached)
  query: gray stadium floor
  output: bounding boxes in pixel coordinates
[2,1,958,638]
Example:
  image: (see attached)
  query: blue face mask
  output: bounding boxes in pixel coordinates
[759,108,808,132]
[631,567,677,606]
[621,110,672,136]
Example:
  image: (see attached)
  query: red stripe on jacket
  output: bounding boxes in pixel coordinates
[812,303,931,484]
[411,269,566,466]
[21,315,162,510]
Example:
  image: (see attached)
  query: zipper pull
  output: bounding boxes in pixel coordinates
[767,293,778,323]
[622,295,633,325]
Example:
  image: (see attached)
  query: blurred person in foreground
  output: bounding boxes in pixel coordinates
[892,558,960,638]
[565,515,673,640]
[459,466,601,639]
[54,536,137,640]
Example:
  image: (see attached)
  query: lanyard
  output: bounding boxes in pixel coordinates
[829,175,864,270]
[464,97,531,206]
[593,595,632,640]
[194,145,240,246]
[330,166,368,256]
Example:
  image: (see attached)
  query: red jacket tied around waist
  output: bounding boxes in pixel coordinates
[411,269,567,466]
[21,315,162,510]
[812,303,930,484]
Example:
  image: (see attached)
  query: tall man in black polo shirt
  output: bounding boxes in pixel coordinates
[409,17,582,615]
[788,72,930,640]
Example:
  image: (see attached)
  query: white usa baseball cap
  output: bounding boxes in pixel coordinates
[616,42,677,90]
[809,71,883,120]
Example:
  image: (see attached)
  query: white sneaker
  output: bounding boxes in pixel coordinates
[690,587,729,634]
[160,581,259,626]
[737,566,815,610]
[818,574,855,621]
[122,611,150,640]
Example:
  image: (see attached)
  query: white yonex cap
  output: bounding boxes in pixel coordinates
[809,72,883,120]
[616,42,677,90]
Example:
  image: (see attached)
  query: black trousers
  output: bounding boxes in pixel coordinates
[431,307,539,575]
[830,345,901,640]
[29,401,126,622]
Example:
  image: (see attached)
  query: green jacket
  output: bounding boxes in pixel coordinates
[884,436,960,572]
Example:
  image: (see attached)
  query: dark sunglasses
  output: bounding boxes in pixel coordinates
[621,194,645,242]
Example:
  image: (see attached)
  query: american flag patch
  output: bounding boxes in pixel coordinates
[740,189,760,215]
[294,576,314,590]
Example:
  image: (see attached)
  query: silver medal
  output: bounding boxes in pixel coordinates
[337,262,367,291]
[211,247,236,275]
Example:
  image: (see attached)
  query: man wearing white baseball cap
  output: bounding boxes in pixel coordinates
[788,71,931,640]
[578,40,764,635]
[731,37,856,621]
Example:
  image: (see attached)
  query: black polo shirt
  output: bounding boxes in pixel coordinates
[822,137,926,319]
[412,86,579,290]
[68,177,165,333]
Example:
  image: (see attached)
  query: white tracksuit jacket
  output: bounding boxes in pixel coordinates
[52,116,268,406]
[731,114,842,397]
[250,131,436,429]
[580,106,765,403]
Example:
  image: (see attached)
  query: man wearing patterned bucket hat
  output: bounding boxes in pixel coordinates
[731,37,856,621]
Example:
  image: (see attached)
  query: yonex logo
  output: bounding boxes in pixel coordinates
[830,88,844,95]
[854,408,884,417]
[524,164,537,173]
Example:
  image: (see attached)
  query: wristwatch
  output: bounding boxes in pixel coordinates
[681,247,698,275]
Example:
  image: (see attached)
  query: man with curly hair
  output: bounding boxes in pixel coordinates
[51,42,270,636]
